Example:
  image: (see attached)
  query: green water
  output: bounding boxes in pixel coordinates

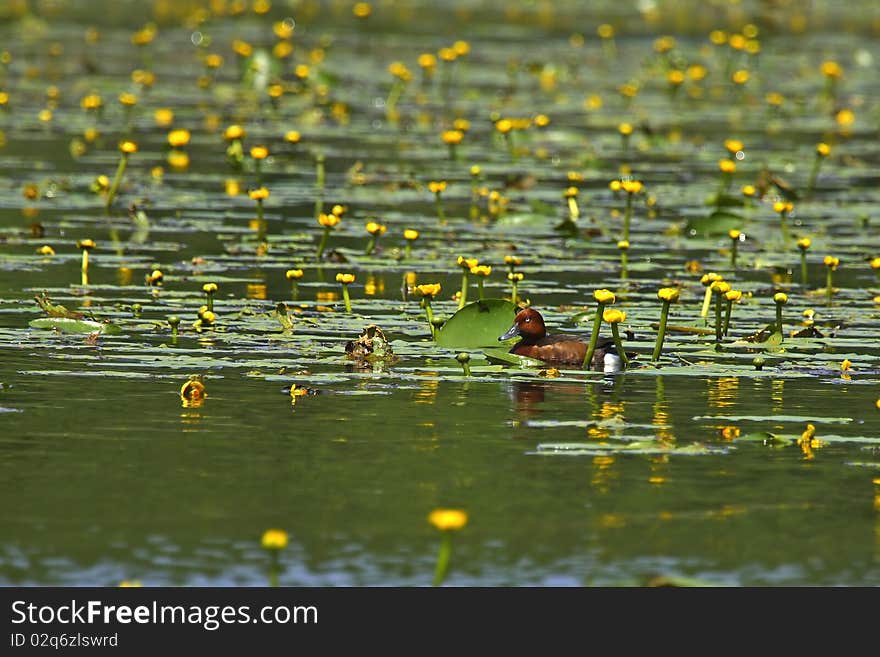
[1,1,879,585]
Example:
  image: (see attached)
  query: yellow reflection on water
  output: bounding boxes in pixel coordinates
[247,283,267,299]
[317,291,339,302]
[414,376,439,405]
[771,379,785,415]
[707,376,739,408]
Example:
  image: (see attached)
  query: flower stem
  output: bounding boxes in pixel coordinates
[341,284,352,313]
[477,278,484,300]
[700,286,713,321]
[714,291,723,343]
[730,239,738,268]
[582,302,606,370]
[775,303,783,333]
[316,226,331,259]
[800,252,808,287]
[422,299,435,339]
[723,299,733,336]
[105,153,129,211]
[458,272,468,309]
[622,192,633,242]
[435,193,446,224]
[652,301,670,361]
[610,322,629,368]
[432,532,453,587]
[826,268,834,304]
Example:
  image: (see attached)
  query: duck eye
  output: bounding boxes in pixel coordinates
[524,317,531,322]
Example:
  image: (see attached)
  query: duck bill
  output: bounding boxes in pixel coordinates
[498,323,520,341]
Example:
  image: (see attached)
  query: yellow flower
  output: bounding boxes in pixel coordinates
[507,272,524,282]
[415,283,441,298]
[469,265,491,276]
[766,92,785,107]
[167,150,190,169]
[725,289,742,302]
[286,269,303,280]
[603,308,626,323]
[729,229,742,240]
[597,23,615,39]
[870,257,880,270]
[352,2,371,18]
[609,180,621,192]
[428,181,447,194]
[712,281,731,294]
[657,287,680,303]
[250,145,269,160]
[823,255,839,270]
[724,139,744,154]
[741,184,756,197]
[249,187,270,201]
[224,124,245,141]
[620,179,643,194]
[441,129,463,145]
[428,509,468,531]
[773,200,793,214]
[820,60,843,79]
[167,129,191,147]
[404,229,419,241]
[774,292,788,304]
[731,69,750,84]
[816,143,831,157]
[700,272,722,286]
[841,358,852,372]
[718,158,737,174]
[37,245,55,256]
[77,239,96,250]
[618,122,633,136]
[495,118,513,134]
[503,255,522,266]
[533,113,550,127]
[285,130,301,143]
[154,108,174,126]
[709,30,727,45]
[457,256,479,270]
[666,70,685,86]
[564,186,579,198]
[318,213,340,227]
[617,240,630,250]
[365,221,386,236]
[720,426,740,441]
[205,53,224,68]
[469,165,481,177]
[797,237,811,251]
[261,529,288,550]
[418,53,437,69]
[336,273,355,284]
[453,40,470,56]
[835,109,855,127]
[80,93,103,110]
[232,39,253,57]
[594,289,616,304]
[119,140,138,154]
[118,92,138,106]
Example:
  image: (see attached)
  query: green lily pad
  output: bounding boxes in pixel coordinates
[482,347,546,368]
[29,318,123,335]
[436,298,517,349]
[686,210,745,237]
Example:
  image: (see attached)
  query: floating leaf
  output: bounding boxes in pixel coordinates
[28,318,123,335]
[436,298,517,349]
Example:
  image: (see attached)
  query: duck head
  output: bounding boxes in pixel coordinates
[499,308,547,343]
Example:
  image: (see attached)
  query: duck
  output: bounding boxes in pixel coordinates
[498,307,624,372]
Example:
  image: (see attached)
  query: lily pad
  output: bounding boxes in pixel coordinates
[435,298,517,349]
[28,318,123,335]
